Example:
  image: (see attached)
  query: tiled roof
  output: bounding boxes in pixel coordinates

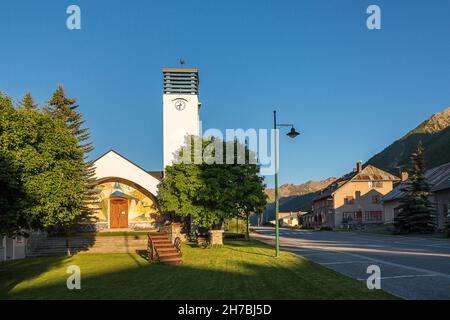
[314,165,400,201]
[383,162,450,202]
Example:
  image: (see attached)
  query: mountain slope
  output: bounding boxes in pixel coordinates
[251,178,336,225]
[366,107,450,173]
[264,178,336,203]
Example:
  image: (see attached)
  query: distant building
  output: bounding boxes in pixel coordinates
[383,162,450,230]
[270,211,303,227]
[0,236,27,261]
[309,161,400,229]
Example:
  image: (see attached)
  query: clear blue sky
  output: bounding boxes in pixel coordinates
[1,0,449,187]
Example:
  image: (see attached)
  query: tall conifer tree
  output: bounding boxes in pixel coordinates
[48,85,96,228]
[18,92,38,110]
[395,142,436,233]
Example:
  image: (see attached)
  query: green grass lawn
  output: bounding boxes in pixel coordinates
[0,240,396,300]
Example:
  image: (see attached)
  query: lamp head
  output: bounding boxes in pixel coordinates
[287,127,300,138]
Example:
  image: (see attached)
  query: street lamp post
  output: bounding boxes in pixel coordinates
[273,110,299,257]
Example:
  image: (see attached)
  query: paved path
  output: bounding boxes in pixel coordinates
[252,227,450,299]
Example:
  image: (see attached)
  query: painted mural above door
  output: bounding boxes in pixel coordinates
[92,181,159,230]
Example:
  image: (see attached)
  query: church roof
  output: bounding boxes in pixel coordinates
[93,150,161,197]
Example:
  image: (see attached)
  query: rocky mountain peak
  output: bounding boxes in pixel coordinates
[410,107,450,135]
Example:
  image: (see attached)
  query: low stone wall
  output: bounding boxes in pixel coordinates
[27,235,148,257]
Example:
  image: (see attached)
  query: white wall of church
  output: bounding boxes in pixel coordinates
[163,93,200,169]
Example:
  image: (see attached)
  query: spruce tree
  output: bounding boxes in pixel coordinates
[48,85,96,229]
[395,142,436,234]
[18,92,38,110]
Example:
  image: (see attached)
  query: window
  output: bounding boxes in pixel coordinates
[369,181,384,188]
[365,211,383,222]
[343,212,355,221]
[372,195,381,204]
[344,196,355,205]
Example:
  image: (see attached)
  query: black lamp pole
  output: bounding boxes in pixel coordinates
[273,110,299,257]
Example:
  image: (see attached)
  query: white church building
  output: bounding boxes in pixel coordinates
[1,68,202,260]
[86,68,202,231]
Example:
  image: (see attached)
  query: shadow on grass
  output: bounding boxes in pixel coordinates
[136,250,149,262]
[0,240,397,300]
[0,255,70,299]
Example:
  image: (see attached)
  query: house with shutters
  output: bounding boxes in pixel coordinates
[306,160,400,229]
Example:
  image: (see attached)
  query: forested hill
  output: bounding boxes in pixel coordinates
[366,107,450,173]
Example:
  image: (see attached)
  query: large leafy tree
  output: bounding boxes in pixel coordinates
[200,140,266,238]
[0,88,95,235]
[159,136,267,232]
[159,137,222,229]
[0,94,27,236]
[395,142,436,234]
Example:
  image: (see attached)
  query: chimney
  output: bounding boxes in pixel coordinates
[357,160,363,173]
[401,171,409,182]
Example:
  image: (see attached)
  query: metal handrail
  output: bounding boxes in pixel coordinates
[174,237,182,254]
[147,234,155,262]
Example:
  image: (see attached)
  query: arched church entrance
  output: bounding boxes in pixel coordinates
[92,177,160,231]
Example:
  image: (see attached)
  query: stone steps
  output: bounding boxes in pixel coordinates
[148,234,182,264]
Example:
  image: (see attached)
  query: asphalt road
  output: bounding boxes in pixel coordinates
[252,227,450,300]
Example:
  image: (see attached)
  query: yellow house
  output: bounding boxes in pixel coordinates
[312,161,400,229]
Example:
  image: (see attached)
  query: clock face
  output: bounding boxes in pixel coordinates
[174,99,186,111]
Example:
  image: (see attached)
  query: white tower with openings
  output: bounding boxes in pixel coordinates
[162,68,201,169]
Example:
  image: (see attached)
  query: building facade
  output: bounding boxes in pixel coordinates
[310,161,400,229]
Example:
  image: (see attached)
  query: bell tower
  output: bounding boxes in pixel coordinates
[162,68,201,169]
